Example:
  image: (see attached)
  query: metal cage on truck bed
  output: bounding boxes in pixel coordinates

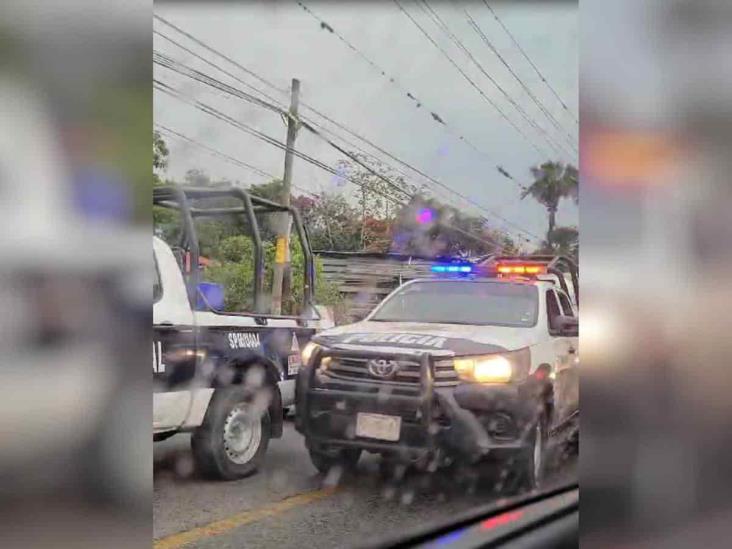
[153,185,316,320]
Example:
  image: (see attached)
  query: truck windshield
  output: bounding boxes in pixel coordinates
[370,281,539,327]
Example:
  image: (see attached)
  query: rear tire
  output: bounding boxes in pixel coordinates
[191,386,271,480]
[308,446,361,475]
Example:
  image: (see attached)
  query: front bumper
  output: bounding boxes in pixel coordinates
[295,347,544,463]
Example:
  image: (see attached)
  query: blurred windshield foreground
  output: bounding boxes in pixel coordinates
[582,0,732,546]
[0,2,150,548]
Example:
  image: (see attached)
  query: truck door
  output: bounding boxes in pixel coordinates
[153,238,198,433]
[554,289,579,420]
[556,289,578,367]
[546,289,576,372]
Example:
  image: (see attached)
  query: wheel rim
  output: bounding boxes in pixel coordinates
[533,422,544,485]
[223,403,262,465]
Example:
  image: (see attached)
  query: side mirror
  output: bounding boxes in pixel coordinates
[195,282,225,311]
[555,315,579,337]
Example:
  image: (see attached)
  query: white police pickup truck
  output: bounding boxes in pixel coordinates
[154,185,321,480]
[296,257,577,489]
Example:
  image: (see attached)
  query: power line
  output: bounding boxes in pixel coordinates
[154,51,282,115]
[153,30,434,192]
[395,0,571,159]
[155,13,288,96]
[154,50,542,243]
[418,0,569,151]
[155,123,319,198]
[392,0,548,157]
[295,100,540,243]
[289,95,541,240]
[153,31,288,113]
[154,78,510,250]
[295,0,533,167]
[424,0,577,153]
[153,21,541,236]
[154,41,478,220]
[155,57,432,205]
[154,19,524,190]
[153,18,543,245]
[482,0,578,125]
[459,4,577,152]
[154,78,411,205]
[154,127,493,251]
[155,46,446,204]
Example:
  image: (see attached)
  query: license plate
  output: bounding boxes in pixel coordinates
[287,354,301,376]
[355,413,401,442]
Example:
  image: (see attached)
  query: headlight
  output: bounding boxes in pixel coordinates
[301,341,321,366]
[454,348,530,384]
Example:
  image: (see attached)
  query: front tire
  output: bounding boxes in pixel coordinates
[517,415,547,491]
[192,386,271,480]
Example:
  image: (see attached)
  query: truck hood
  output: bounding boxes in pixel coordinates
[313,320,540,356]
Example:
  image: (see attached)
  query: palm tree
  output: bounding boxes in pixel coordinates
[521,162,578,241]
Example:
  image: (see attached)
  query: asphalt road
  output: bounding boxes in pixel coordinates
[154,420,576,549]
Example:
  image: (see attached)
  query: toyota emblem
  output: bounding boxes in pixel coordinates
[367,359,400,379]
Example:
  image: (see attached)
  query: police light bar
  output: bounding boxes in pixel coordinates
[496,264,546,275]
[431,264,473,274]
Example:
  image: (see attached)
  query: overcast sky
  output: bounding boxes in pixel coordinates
[154,1,578,245]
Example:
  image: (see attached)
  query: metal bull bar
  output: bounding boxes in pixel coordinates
[299,346,437,456]
[297,347,524,462]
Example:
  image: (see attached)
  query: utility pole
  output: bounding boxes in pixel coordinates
[361,185,366,249]
[271,78,300,315]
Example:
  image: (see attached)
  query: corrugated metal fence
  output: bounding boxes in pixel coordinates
[316,251,440,323]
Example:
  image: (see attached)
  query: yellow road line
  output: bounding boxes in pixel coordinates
[154,488,337,549]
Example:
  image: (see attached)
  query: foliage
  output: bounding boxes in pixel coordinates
[533,226,578,259]
[153,130,177,241]
[249,178,285,202]
[203,234,342,314]
[390,195,517,257]
[202,236,259,311]
[521,161,578,240]
[154,130,169,173]
[335,152,416,221]
[301,192,362,251]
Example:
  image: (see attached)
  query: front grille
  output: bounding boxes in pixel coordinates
[322,355,459,386]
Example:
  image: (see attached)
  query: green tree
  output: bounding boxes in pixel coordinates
[521,161,578,241]
[152,131,179,241]
[249,178,285,202]
[534,226,578,259]
[334,152,417,249]
[203,234,342,314]
[153,130,169,174]
[303,192,362,251]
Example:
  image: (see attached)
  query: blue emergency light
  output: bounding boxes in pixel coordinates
[431,264,473,274]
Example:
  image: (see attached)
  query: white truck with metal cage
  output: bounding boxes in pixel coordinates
[153,185,321,480]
